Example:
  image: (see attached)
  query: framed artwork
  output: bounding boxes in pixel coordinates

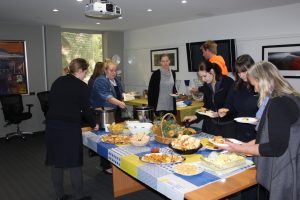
[150,48,179,72]
[262,44,300,78]
[0,40,29,95]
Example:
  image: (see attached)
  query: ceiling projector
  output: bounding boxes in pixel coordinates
[85,0,121,19]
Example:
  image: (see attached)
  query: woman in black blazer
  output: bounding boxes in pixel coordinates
[148,54,177,117]
[46,58,98,200]
[184,61,235,138]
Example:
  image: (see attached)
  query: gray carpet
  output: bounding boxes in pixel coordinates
[0,132,167,200]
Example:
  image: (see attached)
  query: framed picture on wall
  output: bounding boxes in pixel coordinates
[262,44,300,78]
[0,40,29,95]
[150,48,179,72]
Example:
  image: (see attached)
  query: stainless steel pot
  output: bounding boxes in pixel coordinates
[133,106,154,122]
[95,107,115,129]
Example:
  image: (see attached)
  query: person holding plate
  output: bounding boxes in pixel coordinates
[183,61,235,138]
[148,54,177,117]
[221,61,300,200]
[218,54,259,142]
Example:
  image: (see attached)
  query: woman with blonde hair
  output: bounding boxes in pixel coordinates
[90,59,125,121]
[221,61,300,200]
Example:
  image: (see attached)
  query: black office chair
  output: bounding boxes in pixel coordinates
[0,94,34,140]
[37,91,50,117]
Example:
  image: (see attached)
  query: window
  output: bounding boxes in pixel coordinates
[61,32,103,82]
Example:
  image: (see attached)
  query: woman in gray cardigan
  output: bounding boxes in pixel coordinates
[221,61,300,200]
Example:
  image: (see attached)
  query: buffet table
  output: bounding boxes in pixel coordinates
[82,130,257,200]
[125,98,204,122]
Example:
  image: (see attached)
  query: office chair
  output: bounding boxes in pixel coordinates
[0,94,34,140]
[37,91,50,117]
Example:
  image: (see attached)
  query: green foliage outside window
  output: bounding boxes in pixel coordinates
[61,32,103,82]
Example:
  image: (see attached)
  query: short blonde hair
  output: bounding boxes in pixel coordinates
[200,40,217,54]
[104,58,117,70]
[248,61,300,106]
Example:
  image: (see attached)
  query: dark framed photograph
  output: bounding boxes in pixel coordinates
[262,44,300,78]
[150,48,179,72]
[0,40,29,95]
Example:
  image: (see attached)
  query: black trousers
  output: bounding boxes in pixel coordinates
[51,166,84,199]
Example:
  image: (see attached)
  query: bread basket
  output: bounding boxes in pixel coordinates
[154,113,177,144]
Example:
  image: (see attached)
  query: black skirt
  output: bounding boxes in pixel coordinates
[45,120,83,168]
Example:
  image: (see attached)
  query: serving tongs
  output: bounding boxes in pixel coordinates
[123,106,133,119]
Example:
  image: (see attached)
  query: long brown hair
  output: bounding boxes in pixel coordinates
[234,54,255,91]
[90,62,104,80]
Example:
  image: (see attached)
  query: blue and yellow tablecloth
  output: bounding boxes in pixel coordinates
[82,131,253,200]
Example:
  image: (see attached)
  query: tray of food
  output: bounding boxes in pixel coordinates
[200,152,246,171]
[100,134,131,144]
[174,163,204,176]
[169,135,202,155]
[140,153,185,164]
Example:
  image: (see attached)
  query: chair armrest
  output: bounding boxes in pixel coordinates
[26,104,34,113]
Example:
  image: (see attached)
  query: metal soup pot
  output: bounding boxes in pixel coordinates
[95,107,115,129]
[133,106,154,122]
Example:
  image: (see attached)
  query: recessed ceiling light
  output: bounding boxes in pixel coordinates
[118,16,123,19]
[147,9,152,12]
[77,0,83,2]
[181,0,187,3]
[52,9,59,12]
[96,22,101,25]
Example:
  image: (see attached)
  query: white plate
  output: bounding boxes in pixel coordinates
[234,117,258,124]
[169,93,179,97]
[174,164,204,176]
[208,138,243,147]
[177,104,187,108]
[196,110,215,118]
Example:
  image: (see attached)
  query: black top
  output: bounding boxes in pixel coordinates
[47,74,96,127]
[258,96,299,157]
[196,75,234,123]
[148,69,177,113]
[225,82,259,142]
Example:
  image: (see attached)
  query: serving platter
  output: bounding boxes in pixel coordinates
[100,134,131,145]
[140,153,185,164]
[169,143,202,155]
[174,164,204,176]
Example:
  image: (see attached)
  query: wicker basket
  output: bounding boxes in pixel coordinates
[154,113,177,144]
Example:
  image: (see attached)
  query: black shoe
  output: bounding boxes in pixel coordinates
[75,196,92,200]
[56,194,73,200]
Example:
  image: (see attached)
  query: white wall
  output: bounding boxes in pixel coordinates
[123,3,300,94]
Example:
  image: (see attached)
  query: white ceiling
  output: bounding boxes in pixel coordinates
[0,0,299,31]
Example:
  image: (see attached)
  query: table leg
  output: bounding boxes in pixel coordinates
[112,165,145,198]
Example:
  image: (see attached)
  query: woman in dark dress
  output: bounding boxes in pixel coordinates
[218,55,258,200]
[46,58,98,200]
[219,54,259,142]
[184,61,235,138]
